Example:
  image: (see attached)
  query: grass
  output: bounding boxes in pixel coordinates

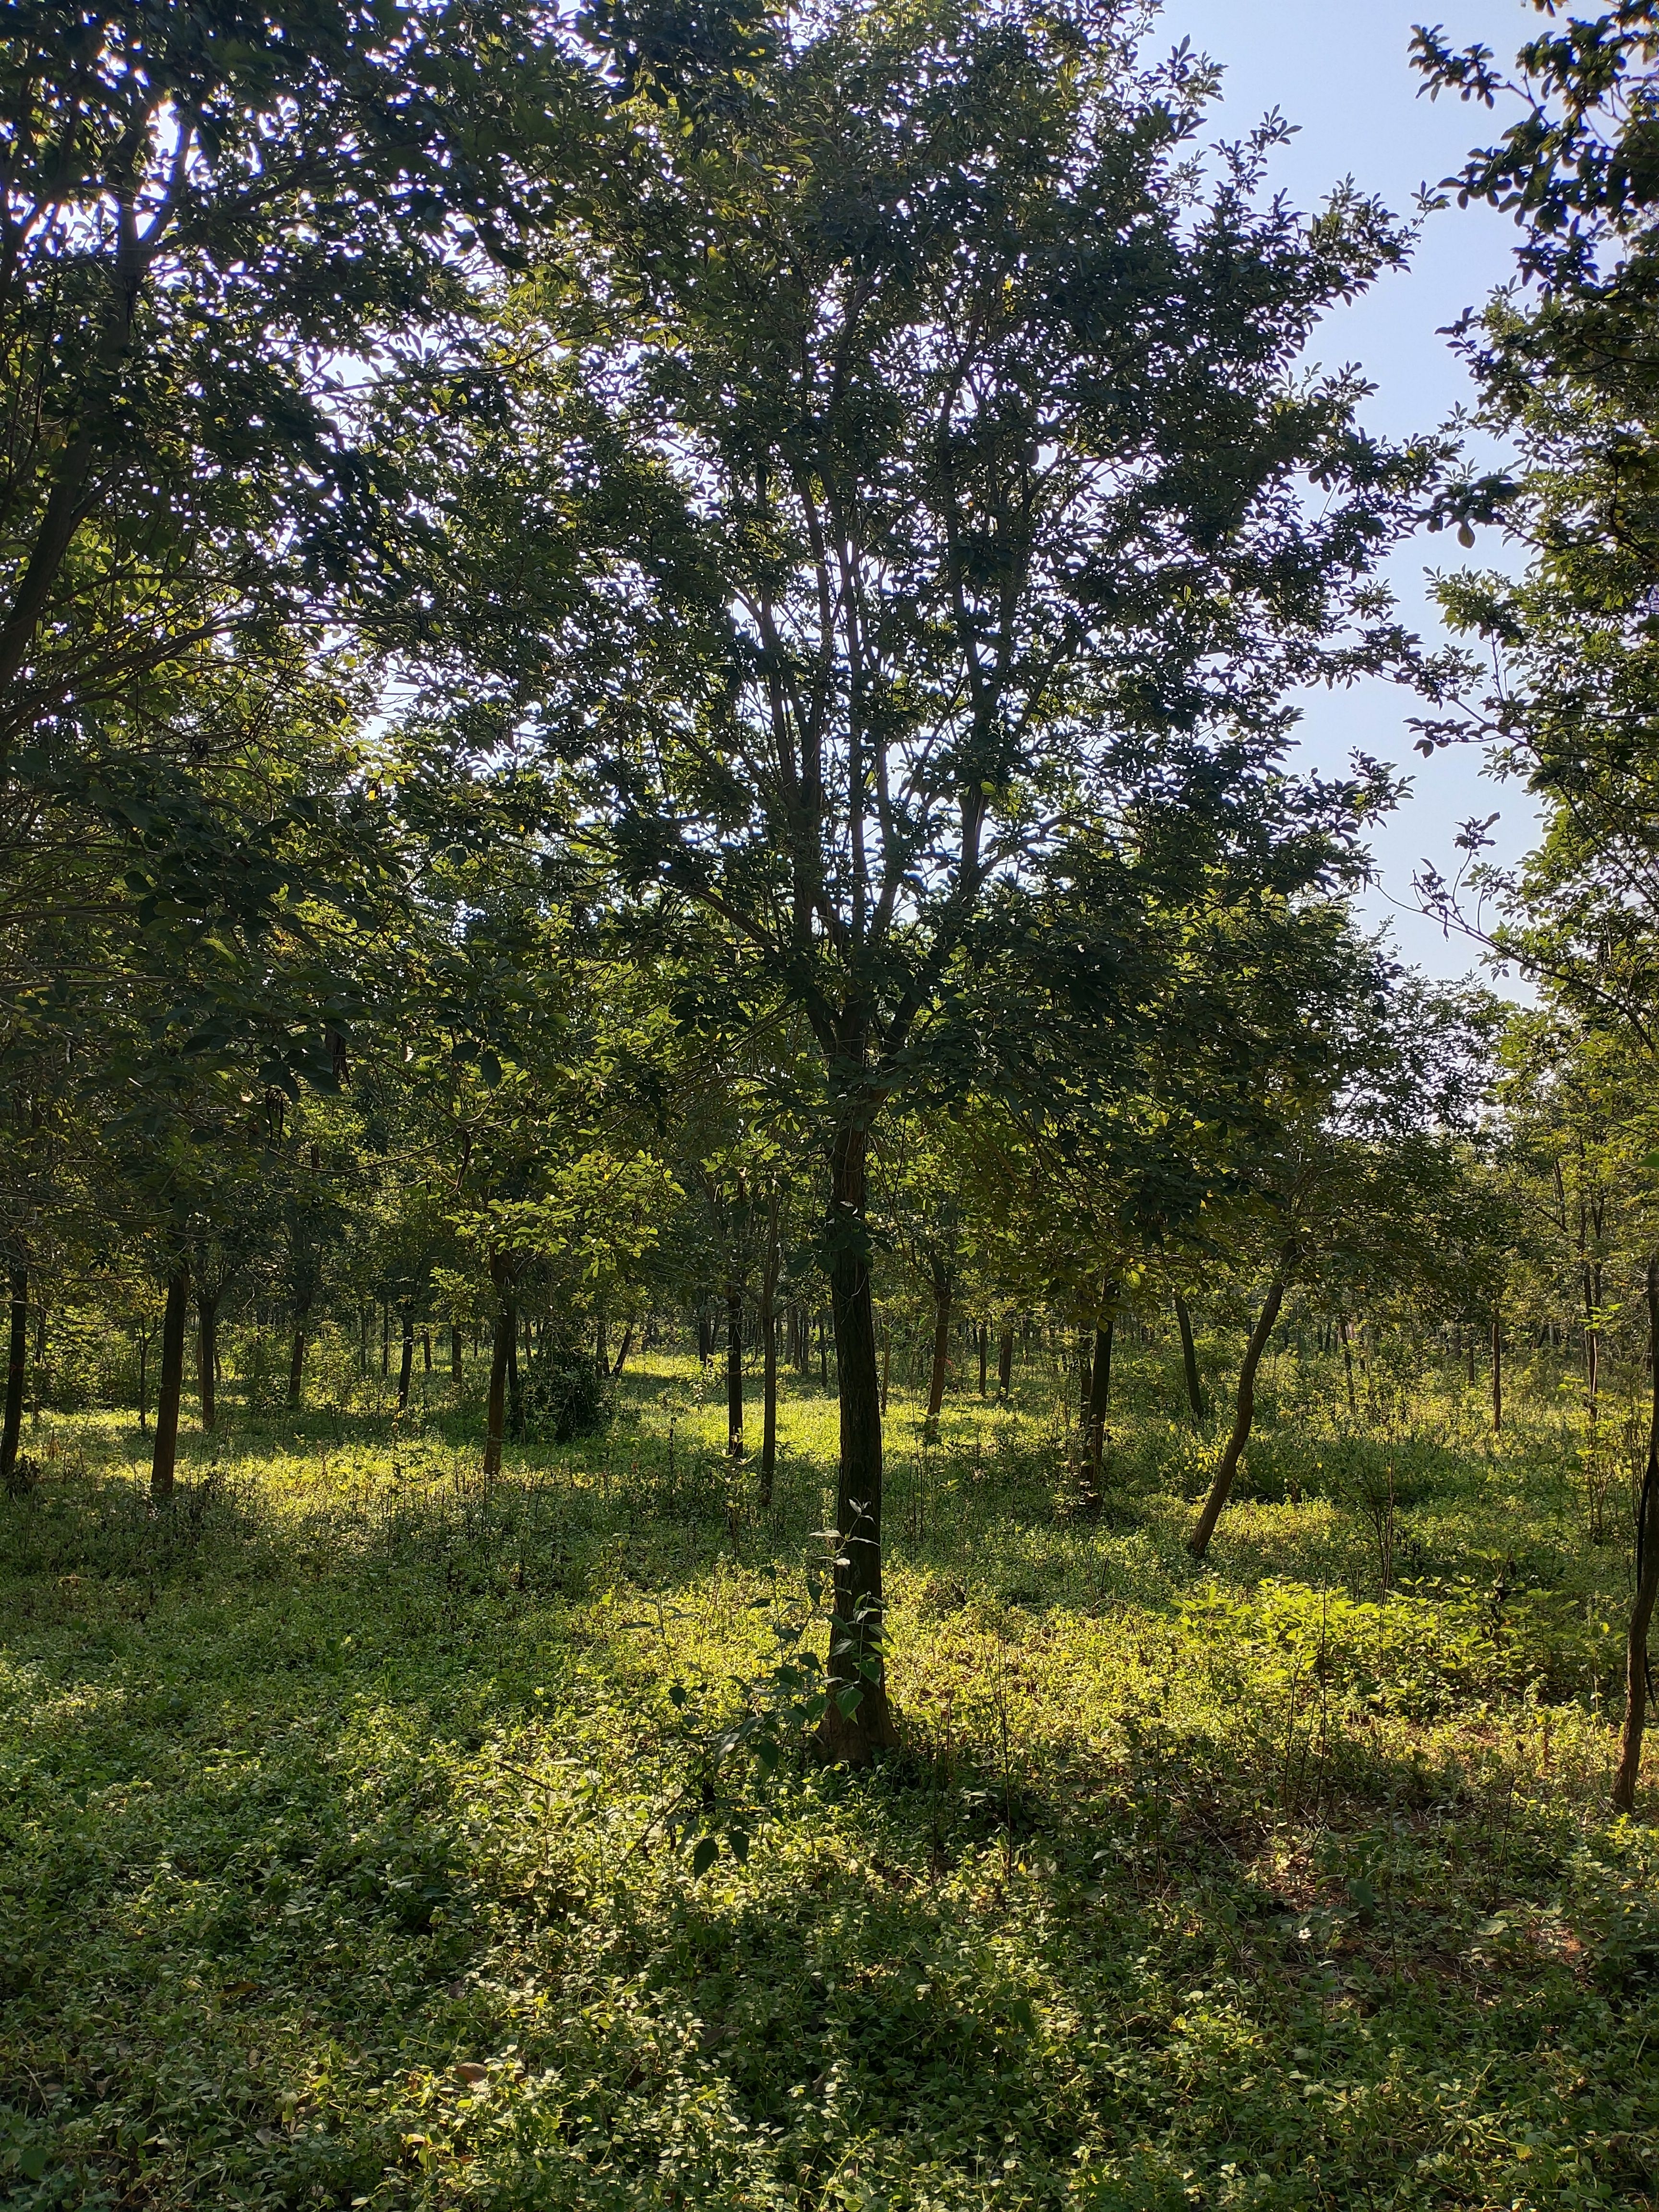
[2,1332,1658,2209]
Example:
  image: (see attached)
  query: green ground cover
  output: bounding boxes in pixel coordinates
[2,1345,1657,2210]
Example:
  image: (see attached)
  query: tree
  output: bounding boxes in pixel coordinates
[1414,1,1659,1807]
[424,0,1442,1756]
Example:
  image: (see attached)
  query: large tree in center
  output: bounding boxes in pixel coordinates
[419,0,1441,1757]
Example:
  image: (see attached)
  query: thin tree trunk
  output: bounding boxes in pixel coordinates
[923,1264,952,1443]
[1085,1313,1114,1482]
[1189,1265,1290,1559]
[726,1274,745,1458]
[287,1292,311,1411]
[1614,1256,1659,1813]
[483,1302,513,1478]
[397,1301,414,1409]
[977,1321,988,1398]
[1491,1314,1503,1434]
[1338,1310,1358,1414]
[152,1264,190,1503]
[137,1326,149,1433]
[0,1266,25,1486]
[611,1322,635,1377]
[1174,1292,1204,1425]
[820,1112,899,1763]
[819,1310,830,1389]
[381,1300,389,1378]
[759,1190,780,1507]
[997,1322,1014,1401]
[506,1312,523,1440]
[197,1293,218,1434]
[879,1314,890,1417]
[451,1320,463,1383]
[422,1328,432,1373]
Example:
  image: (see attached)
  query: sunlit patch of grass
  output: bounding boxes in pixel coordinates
[0,1347,1656,2206]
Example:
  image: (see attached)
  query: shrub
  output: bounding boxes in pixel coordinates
[521,1352,613,1443]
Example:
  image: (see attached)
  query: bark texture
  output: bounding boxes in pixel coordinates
[287,1293,312,1411]
[1084,1313,1114,1483]
[818,1115,899,1762]
[0,1266,25,1487]
[482,1305,512,1479]
[1174,1293,1204,1425]
[1188,1264,1290,1559]
[151,1265,190,1502]
[726,1277,745,1458]
[397,1302,414,1410]
[922,1261,952,1443]
[197,1294,218,1434]
[1613,1257,1659,1813]
[759,1191,780,1508]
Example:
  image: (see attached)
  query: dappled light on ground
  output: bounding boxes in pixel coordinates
[2,1350,1655,2208]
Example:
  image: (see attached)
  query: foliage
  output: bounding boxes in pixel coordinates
[1,1350,1657,2211]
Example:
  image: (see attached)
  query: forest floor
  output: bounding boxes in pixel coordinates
[2,1345,1657,2210]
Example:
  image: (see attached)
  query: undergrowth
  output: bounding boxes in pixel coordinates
[0,1345,1655,2209]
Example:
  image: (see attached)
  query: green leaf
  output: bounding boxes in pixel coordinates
[17,2146,46,2181]
[727,1827,749,1863]
[691,1835,718,1877]
[835,1684,865,1718]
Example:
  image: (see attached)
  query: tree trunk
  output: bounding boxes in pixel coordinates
[820,1114,898,1763]
[759,1190,780,1508]
[612,1322,635,1376]
[1084,1313,1114,1482]
[879,1314,890,1417]
[997,1322,1014,1401]
[697,1306,713,1368]
[483,1304,512,1478]
[1337,1310,1358,1414]
[506,1314,523,1440]
[287,1291,312,1411]
[978,1321,988,1397]
[819,1310,830,1388]
[722,1273,744,1458]
[152,1265,190,1503]
[381,1300,389,1378]
[1614,1256,1659,1813]
[422,1328,433,1373]
[451,1320,463,1383]
[1174,1292,1204,1426]
[1189,1267,1290,1559]
[197,1293,218,1434]
[1491,1314,1503,1434]
[0,1266,25,1486]
[922,1263,951,1443]
[397,1302,414,1409]
[137,1326,150,1433]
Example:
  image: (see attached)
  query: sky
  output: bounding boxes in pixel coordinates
[1152,0,1545,985]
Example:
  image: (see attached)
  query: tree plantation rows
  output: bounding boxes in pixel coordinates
[9,3,1659,2207]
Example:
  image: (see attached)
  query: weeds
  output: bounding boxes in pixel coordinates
[1,1353,1657,2208]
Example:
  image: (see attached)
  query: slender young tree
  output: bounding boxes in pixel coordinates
[151,1261,190,1503]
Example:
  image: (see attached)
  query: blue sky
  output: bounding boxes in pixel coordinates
[1153,0,1542,984]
